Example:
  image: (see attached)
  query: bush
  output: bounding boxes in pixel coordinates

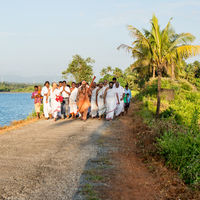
[157,130,200,186]
[138,78,200,187]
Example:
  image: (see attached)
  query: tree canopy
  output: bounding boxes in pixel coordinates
[62,55,94,83]
[118,14,200,116]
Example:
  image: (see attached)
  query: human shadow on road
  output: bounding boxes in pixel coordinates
[72,120,113,200]
[49,118,77,128]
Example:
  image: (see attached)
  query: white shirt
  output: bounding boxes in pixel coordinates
[41,86,49,102]
[60,86,70,98]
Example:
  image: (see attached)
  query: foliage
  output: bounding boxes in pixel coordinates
[118,14,200,116]
[99,66,137,90]
[0,82,37,92]
[157,128,200,186]
[138,78,200,187]
[62,54,94,83]
[180,61,200,90]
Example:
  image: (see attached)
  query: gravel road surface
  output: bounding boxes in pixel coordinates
[0,119,107,200]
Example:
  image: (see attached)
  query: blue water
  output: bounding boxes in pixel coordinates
[0,93,34,126]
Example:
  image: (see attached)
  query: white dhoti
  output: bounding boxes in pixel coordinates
[97,88,106,116]
[41,86,51,118]
[50,88,61,119]
[91,100,98,117]
[105,88,117,120]
[43,101,51,118]
[115,86,125,116]
[69,87,78,115]
[51,99,61,118]
[91,88,98,117]
[115,101,124,116]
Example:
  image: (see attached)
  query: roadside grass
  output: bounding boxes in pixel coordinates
[136,78,200,188]
[81,184,100,200]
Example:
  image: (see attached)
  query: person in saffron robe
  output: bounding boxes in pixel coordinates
[77,76,96,121]
[96,82,106,119]
[69,82,78,118]
[90,82,98,118]
[104,82,119,121]
[50,82,62,121]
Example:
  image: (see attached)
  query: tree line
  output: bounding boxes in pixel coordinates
[63,15,200,117]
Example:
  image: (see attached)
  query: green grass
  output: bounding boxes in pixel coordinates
[137,78,200,187]
[81,184,101,200]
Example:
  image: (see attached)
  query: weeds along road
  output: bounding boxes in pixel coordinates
[0,118,108,200]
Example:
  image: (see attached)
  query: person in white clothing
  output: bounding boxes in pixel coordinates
[69,82,78,118]
[112,77,117,88]
[96,82,106,119]
[41,81,51,119]
[90,82,98,118]
[102,80,109,96]
[50,82,62,121]
[60,80,71,119]
[104,82,119,121]
[115,82,125,116]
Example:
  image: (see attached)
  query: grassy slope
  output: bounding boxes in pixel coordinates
[137,78,200,188]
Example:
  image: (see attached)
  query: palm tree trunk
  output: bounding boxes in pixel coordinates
[153,64,156,78]
[171,63,175,80]
[156,66,162,118]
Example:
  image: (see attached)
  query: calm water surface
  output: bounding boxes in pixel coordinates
[0,93,34,126]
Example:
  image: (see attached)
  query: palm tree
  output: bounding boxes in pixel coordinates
[150,15,200,116]
[118,15,200,117]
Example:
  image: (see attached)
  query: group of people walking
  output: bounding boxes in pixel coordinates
[31,77,132,121]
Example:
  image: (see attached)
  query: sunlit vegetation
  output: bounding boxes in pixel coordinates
[116,15,200,187]
[0,82,37,92]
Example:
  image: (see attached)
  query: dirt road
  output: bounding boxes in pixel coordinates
[0,119,108,200]
[1,107,199,200]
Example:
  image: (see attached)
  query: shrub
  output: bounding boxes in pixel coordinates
[157,130,200,186]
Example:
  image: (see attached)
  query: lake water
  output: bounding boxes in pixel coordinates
[0,93,34,126]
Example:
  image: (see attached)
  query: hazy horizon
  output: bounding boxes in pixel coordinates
[1,0,200,83]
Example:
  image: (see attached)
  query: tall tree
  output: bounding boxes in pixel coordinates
[118,15,200,117]
[62,55,94,82]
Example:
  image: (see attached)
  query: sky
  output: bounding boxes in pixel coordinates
[0,0,200,83]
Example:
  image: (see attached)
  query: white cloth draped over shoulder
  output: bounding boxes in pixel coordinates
[97,87,106,116]
[50,88,61,118]
[115,86,125,116]
[69,87,78,114]
[102,85,109,95]
[105,88,117,120]
[41,86,51,118]
[91,87,98,117]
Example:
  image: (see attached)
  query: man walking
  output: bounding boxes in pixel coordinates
[60,81,71,119]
